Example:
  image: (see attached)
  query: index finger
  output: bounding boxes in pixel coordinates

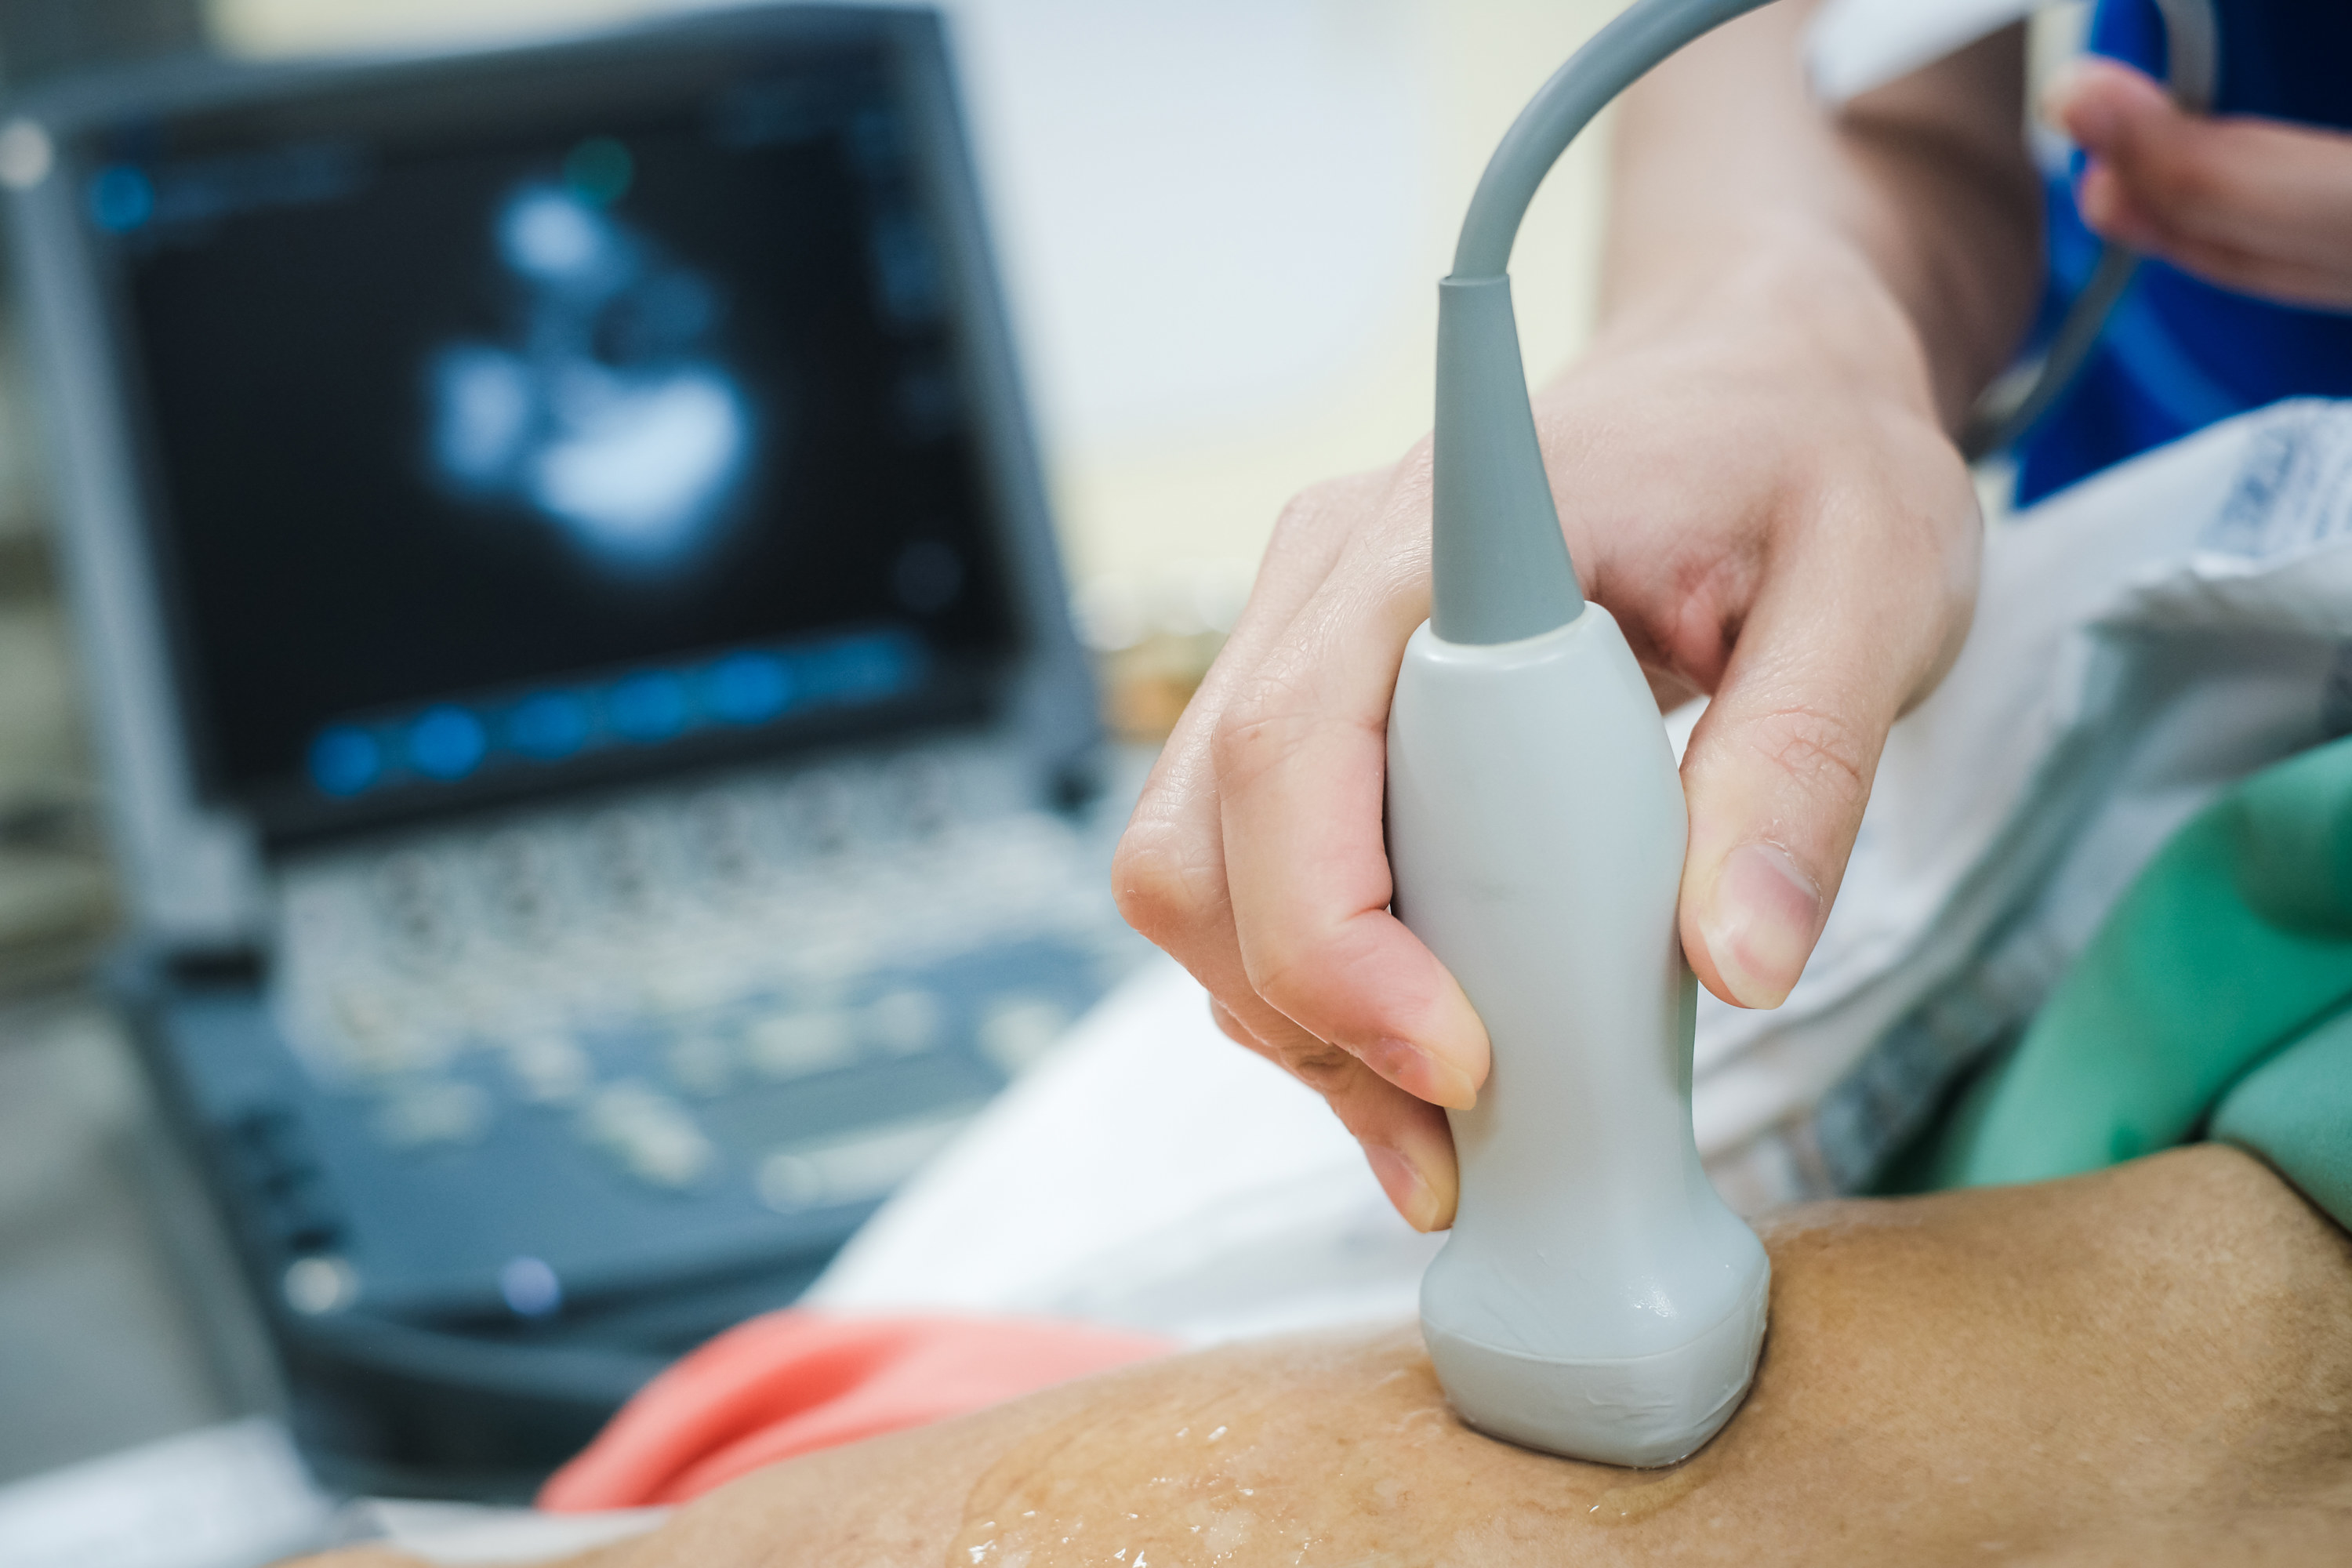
[1212,476,1490,1109]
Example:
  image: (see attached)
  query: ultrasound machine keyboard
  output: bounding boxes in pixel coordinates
[260,740,1146,1318]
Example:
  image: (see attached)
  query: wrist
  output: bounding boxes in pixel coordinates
[1585,217,1948,433]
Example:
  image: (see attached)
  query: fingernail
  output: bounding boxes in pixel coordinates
[1701,842,1821,1010]
[1366,1145,1444,1232]
[1357,1036,1479,1110]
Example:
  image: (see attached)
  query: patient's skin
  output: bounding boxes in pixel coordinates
[310,1148,2352,1566]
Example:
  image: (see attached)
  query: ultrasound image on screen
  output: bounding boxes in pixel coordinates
[95,46,1018,815]
[426,172,757,574]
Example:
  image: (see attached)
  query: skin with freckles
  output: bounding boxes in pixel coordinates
[296,1148,2352,1567]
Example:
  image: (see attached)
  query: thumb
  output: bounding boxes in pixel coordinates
[2044,54,2352,310]
[2046,56,2209,244]
[1676,503,1973,1009]
[2042,55,2177,165]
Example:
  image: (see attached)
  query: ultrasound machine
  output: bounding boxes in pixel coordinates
[3,5,1139,1493]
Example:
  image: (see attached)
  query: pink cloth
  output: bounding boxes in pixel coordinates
[539,1310,1175,1509]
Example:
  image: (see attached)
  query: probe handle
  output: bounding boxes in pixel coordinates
[1388,605,1768,1466]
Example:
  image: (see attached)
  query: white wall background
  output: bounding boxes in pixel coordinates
[205,0,1632,608]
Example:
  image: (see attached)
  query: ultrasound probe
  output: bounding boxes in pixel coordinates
[1386,0,1777,1467]
[1387,0,2218,1467]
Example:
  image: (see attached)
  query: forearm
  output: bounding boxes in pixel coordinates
[1602,1,2041,431]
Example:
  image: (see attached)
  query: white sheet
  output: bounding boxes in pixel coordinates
[1806,0,2051,104]
[815,401,2352,1342]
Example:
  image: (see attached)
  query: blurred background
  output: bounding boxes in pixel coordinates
[0,0,1624,978]
[0,0,1629,1552]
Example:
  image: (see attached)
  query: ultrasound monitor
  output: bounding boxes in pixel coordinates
[10,3,1091,933]
[5,9,1123,1486]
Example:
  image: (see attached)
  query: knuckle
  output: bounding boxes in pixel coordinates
[1210,990,1367,1104]
[1241,917,1374,1030]
[1110,822,1221,948]
[1745,702,1875,810]
[1268,474,1372,558]
[1208,689,1316,793]
[1276,459,1405,536]
[1210,651,1385,800]
[1242,942,1316,1020]
[1272,481,1339,539]
[1277,1037,1363,1098]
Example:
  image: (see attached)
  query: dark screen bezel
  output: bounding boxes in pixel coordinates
[58,6,1054,847]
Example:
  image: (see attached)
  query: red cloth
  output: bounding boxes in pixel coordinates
[539,1310,1175,1510]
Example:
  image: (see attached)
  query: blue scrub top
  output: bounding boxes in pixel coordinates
[2014,0,2352,505]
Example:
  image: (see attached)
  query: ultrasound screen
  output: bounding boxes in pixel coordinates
[85,31,1020,822]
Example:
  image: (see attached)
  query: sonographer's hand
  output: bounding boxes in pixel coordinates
[2051,57,2352,312]
[1113,241,1982,1232]
[1114,2,2035,1232]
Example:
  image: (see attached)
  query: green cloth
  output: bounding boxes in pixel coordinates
[1904,735,2352,1227]
[2212,1010,2352,1228]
